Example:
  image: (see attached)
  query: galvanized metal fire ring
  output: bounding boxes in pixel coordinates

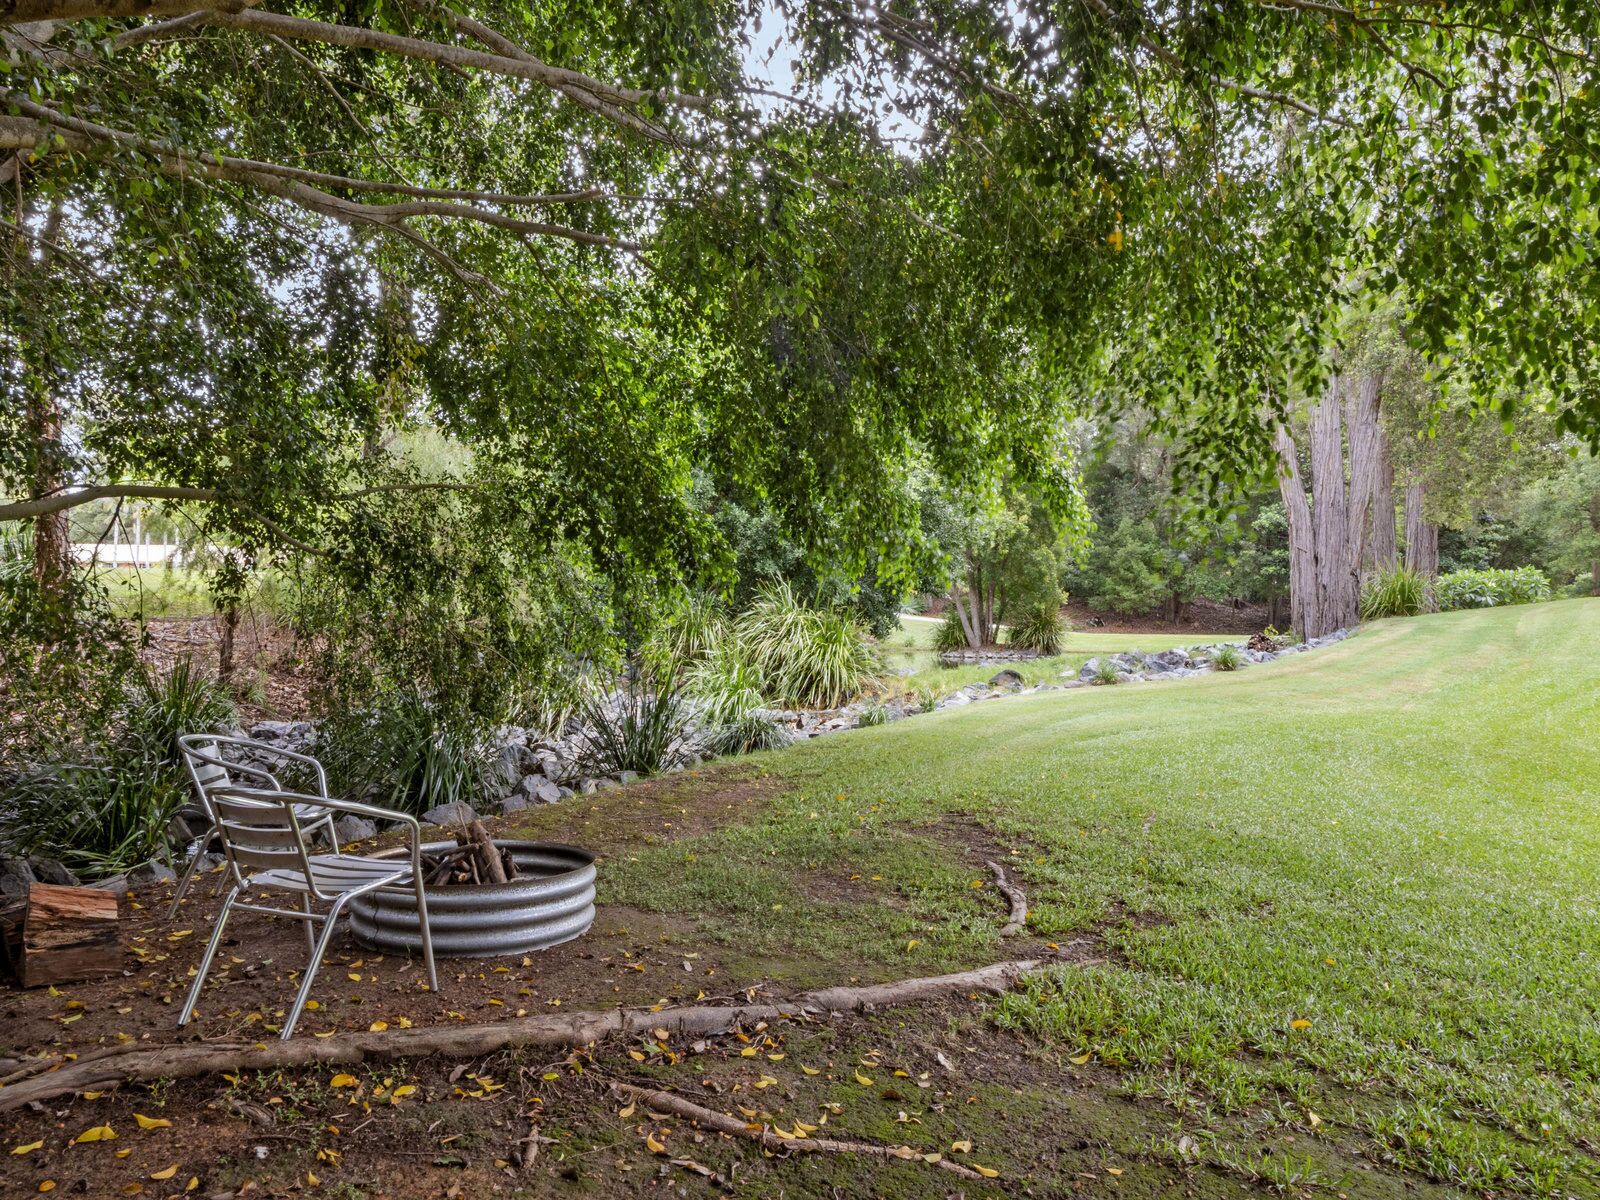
[347,840,596,958]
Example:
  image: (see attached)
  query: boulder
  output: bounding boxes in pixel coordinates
[1078,658,1102,682]
[1062,679,1089,689]
[987,668,1026,690]
[618,770,640,784]
[531,779,562,804]
[421,802,478,827]
[936,691,972,709]
[333,815,378,843]
[499,794,530,814]
[29,857,79,887]
[0,856,36,898]
[578,778,600,796]
[1144,649,1192,674]
[129,861,177,887]
[492,744,525,788]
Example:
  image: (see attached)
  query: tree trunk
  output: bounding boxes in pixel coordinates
[950,585,982,650]
[1403,482,1439,596]
[1345,372,1394,585]
[22,200,72,602]
[217,600,240,681]
[1274,423,1321,641]
[1310,379,1357,633]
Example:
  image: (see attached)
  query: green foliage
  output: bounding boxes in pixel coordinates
[0,659,233,877]
[1008,600,1067,655]
[683,640,765,728]
[700,712,792,757]
[914,685,942,713]
[573,676,694,778]
[322,693,493,817]
[933,608,970,653]
[856,699,890,727]
[1436,567,1552,611]
[734,582,878,709]
[646,590,728,679]
[1091,659,1122,686]
[1211,645,1244,672]
[1359,568,1429,620]
[1074,517,1171,616]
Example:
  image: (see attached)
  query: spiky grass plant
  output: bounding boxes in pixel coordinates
[1211,644,1245,671]
[684,641,766,727]
[1008,601,1066,655]
[1360,567,1429,620]
[701,711,792,757]
[646,590,728,678]
[324,692,493,815]
[933,608,970,653]
[1091,659,1122,685]
[573,674,694,777]
[735,581,878,709]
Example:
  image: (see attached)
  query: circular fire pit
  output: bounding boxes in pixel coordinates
[347,840,596,958]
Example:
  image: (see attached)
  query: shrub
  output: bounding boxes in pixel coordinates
[0,658,234,878]
[1211,644,1244,671]
[646,590,728,678]
[933,608,969,653]
[684,641,765,727]
[856,699,890,727]
[701,711,792,756]
[1008,601,1067,655]
[1436,567,1551,611]
[1360,567,1429,620]
[735,582,878,708]
[572,675,695,777]
[914,685,941,713]
[323,692,494,816]
[1091,659,1121,685]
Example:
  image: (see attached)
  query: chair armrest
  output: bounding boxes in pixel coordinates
[234,743,330,798]
[213,787,425,851]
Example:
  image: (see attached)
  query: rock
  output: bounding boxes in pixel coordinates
[532,780,562,804]
[937,691,972,709]
[87,874,130,896]
[334,815,378,843]
[421,802,478,827]
[1062,679,1089,689]
[987,668,1026,689]
[129,861,177,886]
[618,770,640,784]
[29,857,79,886]
[248,720,294,742]
[1144,649,1193,674]
[593,778,621,791]
[492,744,525,788]
[557,786,574,799]
[578,778,599,795]
[1078,658,1102,682]
[0,856,37,898]
[1111,652,1144,673]
[519,773,550,796]
[499,794,530,814]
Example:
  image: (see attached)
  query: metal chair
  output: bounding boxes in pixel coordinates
[176,782,438,1039]
[170,735,341,921]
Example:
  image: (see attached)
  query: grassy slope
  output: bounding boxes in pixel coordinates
[586,600,1600,1193]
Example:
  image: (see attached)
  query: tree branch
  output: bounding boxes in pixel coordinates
[0,480,483,523]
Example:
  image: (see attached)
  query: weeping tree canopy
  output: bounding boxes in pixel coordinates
[2,0,1596,613]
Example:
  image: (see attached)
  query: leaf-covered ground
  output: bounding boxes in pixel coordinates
[3,600,1597,1198]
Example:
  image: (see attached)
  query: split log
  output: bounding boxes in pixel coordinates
[6,883,121,988]
[984,860,1028,937]
[611,1081,987,1181]
[465,820,510,884]
[0,958,1049,1112]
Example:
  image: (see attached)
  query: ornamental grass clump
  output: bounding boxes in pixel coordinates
[1008,601,1067,655]
[934,608,970,653]
[1211,644,1244,671]
[1359,567,1428,620]
[323,691,494,816]
[734,581,878,709]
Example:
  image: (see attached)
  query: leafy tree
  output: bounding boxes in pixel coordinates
[1514,453,1600,597]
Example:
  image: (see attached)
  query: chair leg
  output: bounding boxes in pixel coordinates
[165,830,214,922]
[414,875,438,994]
[178,886,240,1027]
[298,892,318,957]
[281,894,350,1040]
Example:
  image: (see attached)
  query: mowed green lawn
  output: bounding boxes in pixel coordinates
[569,600,1600,1193]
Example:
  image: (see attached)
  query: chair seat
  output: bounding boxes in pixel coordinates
[247,854,413,896]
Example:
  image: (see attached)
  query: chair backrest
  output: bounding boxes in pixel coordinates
[177,735,280,818]
[208,785,317,885]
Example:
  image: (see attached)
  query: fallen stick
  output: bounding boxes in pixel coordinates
[0,958,1046,1112]
[611,1082,986,1181]
[985,860,1028,936]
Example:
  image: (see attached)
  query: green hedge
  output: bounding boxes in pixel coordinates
[1435,567,1551,611]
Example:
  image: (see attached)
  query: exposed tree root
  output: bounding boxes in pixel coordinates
[0,958,1048,1112]
[611,1081,987,1181]
[985,859,1029,936]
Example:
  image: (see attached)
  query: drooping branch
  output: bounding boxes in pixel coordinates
[0,480,483,523]
[0,958,1050,1112]
[0,101,643,253]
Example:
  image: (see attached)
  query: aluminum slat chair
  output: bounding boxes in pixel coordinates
[176,784,438,1040]
[170,735,341,921]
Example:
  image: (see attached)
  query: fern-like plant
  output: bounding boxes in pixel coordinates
[856,699,890,726]
[324,692,493,815]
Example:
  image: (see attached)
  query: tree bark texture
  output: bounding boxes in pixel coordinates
[1310,379,1356,634]
[1403,482,1439,591]
[1345,372,1394,584]
[1273,424,1321,640]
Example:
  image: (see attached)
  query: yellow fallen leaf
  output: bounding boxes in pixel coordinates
[11,1141,43,1155]
[391,1085,417,1100]
[330,1074,358,1088]
[853,1071,874,1086]
[38,1183,56,1193]
[1069,1053,1091,1065]
[770,1125,796,1141]
[754,1075,778,1089]
[905,939,918,951]
[368,1021,388,1032]
[974,1164,1000,1178]
[1307,1110,1322,1128]
[185,1177,199,1191]
[307,1170,319,1186]
[305,1000,320,1011]
[347,973,361,982]
[618,1102,635,1119]
[922,1152,942,1163]
[115,1149,132,1159]
[627,1050,646,1062]
[75,1124,117,1143]
[1106,1166,1124,1176]
[133,1114,171,1131]
[950,1140,972,1153]
[150,1166,178,1181]
[645,1133,667,1154]
[1290,1018,1312,1030]
[800,1065,821,1076]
